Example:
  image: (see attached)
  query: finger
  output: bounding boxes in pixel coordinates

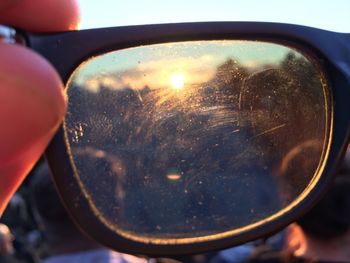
[0,0,80,32]
[0,0,15,11]
[0,43,67,214]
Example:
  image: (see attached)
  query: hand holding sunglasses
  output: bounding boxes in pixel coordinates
[1,5,350,258]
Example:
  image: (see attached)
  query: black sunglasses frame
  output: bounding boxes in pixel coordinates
[23,22,350,256]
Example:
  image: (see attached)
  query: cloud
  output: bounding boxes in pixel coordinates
[75,55,218,93]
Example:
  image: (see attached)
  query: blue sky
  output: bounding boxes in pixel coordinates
[79,0,350,32]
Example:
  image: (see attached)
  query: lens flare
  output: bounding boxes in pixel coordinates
[170,73,185,90]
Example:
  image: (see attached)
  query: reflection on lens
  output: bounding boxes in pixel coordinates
[64,40,329,242]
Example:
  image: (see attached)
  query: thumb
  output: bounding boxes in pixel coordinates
[0,43,67,214]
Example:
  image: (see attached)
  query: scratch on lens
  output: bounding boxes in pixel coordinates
[69,122,87,143]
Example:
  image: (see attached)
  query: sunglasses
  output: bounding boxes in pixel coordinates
[8,22,350,256]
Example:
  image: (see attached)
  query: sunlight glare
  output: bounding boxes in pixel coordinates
[170,73,185,90]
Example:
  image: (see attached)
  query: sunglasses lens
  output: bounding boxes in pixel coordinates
[63,41,330,243]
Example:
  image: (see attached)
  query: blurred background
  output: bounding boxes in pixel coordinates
[78,0,350,32]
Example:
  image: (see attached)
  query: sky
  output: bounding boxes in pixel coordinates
[73,41,293,92]
[79,0,350,32]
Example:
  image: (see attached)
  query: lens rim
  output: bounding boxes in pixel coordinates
[32,22,350,256]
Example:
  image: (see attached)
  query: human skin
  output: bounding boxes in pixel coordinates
[0,0,80,214]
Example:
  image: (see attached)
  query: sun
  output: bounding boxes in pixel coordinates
[170,73,185,90]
